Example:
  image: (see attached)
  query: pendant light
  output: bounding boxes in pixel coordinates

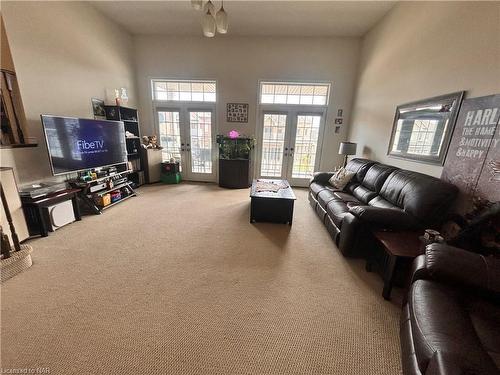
[191,0,203,10]
[205,0,215,15]
[202,8,216,37]
[216,1,228,34]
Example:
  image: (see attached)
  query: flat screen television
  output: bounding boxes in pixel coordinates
[41,115,128,176]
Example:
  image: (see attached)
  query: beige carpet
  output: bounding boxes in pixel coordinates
[1,183,402,375]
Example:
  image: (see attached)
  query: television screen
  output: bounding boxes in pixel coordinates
[41,115,128,175]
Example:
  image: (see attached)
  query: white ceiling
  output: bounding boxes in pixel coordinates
[90,1,396,37]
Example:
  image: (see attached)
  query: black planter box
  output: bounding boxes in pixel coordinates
[219,159,250,189]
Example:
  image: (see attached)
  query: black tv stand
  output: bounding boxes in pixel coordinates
[69,169,136,215]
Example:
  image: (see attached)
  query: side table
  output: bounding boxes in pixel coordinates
[367,230,423,300]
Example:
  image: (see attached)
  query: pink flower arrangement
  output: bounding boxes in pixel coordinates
[228,130,240,139]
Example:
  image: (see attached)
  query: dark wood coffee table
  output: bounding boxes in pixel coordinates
[367,230,423,300]
[250,179,296,225]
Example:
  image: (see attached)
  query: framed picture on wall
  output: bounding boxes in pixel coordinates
[226,103,249,123]
[91,98,106,119]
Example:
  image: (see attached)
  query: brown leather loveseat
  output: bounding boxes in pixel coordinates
[308,158,458,257]
[401,243,500,375]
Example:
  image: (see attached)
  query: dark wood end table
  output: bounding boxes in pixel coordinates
[367,230,423,300]
[250,179,296,225]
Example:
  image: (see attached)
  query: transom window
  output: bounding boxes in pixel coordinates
[152,79,216,102]
[260,82,330,105]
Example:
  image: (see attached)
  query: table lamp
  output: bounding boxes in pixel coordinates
[339,142,357,167]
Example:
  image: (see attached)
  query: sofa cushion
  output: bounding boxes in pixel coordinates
[326,200,351,227]
[348,163,395,203]
[379,169,458,225]
[425,244,500,296]
[362,163,397,192]
[328,168,355,189]
[345,158,377,183]
[333,192,362,204]
[352,185,377,203]
[409,279,499,374]
[367,196,400,210]
[344,182,360,195]
[317,189,338,209]
[310,182,336,198]
[349,206,421,230]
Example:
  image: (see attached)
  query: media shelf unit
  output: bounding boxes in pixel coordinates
[104,105,144,187]
[69,168,136,215]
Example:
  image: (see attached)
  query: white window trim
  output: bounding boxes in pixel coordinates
[151,78,218,104]
[149,77,219,181]
[254,79,333,182]
[258,80,331,106]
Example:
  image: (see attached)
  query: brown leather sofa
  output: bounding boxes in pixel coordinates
[308,158,458,257]
[401,244,500,375]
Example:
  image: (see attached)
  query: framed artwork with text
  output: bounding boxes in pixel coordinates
[226,103,249,123]
[442,94,500,203]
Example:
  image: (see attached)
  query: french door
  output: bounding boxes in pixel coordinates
[156,107,216,182]
[258,110,324,187]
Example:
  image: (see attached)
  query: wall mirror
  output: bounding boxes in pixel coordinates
[387,91,464,165]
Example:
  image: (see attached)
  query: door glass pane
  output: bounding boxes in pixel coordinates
[158,111,181,165]
[189,111,212,174]
[292,115,321,178]
[261,114,287,177]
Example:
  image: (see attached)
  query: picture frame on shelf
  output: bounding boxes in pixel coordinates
[91,98,106,120]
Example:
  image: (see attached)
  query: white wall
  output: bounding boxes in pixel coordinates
[1,1,137,184]
[349,1,500,177]
[134,35,360,172]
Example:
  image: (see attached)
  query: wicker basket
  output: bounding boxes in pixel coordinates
[1,244,33,283]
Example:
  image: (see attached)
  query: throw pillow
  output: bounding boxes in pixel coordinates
[329,167,355,190]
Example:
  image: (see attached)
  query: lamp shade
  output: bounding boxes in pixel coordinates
[338,142,357,155]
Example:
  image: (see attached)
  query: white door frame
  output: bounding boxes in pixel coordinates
[255,104,327,187]
[185,107,217,182]
[154,103,217,182]
[286,111,326,187]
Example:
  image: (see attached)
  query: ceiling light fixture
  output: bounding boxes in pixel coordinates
[202,7,216,38]
[192,1,228,38]
[205,0,215,16]
[215,1,228,34]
